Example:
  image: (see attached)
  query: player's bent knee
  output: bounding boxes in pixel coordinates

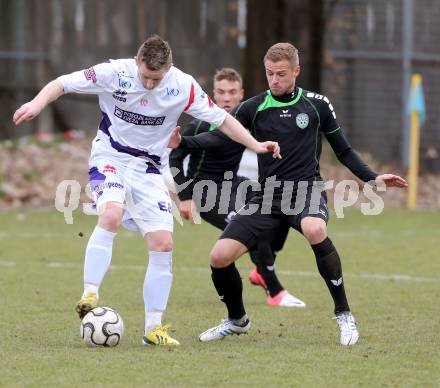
[153,240,173,252]
[149,239,173,252]
[98,204,123,231]
[302,221,327,244]
[210,239,245,268]
[210,248,229,268]
[146,231,173,252]
[99,214,121,231]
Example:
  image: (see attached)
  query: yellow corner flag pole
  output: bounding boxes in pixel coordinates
[407,74,425,209]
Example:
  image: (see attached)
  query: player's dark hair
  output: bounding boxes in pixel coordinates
[137,34,172,70]
[213,68,243,88]
[264,43,299,67]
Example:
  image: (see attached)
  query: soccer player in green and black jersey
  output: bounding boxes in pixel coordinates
[170,68,305,307]
[196,43,408,345]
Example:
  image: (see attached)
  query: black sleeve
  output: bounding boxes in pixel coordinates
[180,129,234,151]
[169,120,201,201]
[179,96,259,151]
[325,129,378,183]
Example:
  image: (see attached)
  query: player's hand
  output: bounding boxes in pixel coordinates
[375,174,408,188]
[254,141,282,159]
[179,199,197,224]
[167,126,181,148]
[13,100,43,125]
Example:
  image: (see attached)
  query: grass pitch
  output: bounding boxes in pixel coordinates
[0,208,439,387]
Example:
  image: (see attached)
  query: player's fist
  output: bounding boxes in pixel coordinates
[179,199,198,224]
[168,126,181,148]
[13,101,43,125]
[375,174,408,188]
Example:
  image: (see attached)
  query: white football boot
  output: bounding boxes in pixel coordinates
[334,311,359,346]
[199,319,251,342]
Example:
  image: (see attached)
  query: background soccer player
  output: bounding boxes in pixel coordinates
[197,42,408,346]
[170,68,305,307]
[12,35,280,346]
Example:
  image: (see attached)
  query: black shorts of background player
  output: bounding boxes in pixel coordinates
[196,43,408,345]
[170,68,305,307]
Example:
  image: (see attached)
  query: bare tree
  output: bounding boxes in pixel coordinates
[244,0,338,96]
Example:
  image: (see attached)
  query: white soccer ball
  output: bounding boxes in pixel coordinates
[80,307,124,347]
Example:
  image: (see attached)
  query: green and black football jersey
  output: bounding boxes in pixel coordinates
[177,86,377,193]
[233,86,377,184]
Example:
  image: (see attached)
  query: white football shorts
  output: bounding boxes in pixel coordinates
[88,137,173,236]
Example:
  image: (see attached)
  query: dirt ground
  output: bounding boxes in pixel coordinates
[0,137,438,210]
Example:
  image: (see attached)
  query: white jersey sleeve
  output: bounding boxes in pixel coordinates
[57,61,115,95]
[184,77,227,127]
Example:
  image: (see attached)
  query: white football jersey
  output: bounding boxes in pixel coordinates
[57,59,226,165]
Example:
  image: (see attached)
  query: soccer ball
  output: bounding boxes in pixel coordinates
[80,307,124,347]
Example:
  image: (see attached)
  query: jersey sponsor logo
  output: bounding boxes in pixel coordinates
[103,164,117,174]
[118,78,132,89]
[114,106,165,126]
[166,87,180,96]
[102,181,124,190]
[140,97,148,106]
[280,109,291,118]
[84,67,97,83]
[296,113,309,129]
[112,89,127,102]
[92,181,124,193]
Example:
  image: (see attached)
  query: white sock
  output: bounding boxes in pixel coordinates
[83,226,117,297]
[143,251,173,332]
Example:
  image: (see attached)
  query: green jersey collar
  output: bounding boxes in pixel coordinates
[257,87,303,112]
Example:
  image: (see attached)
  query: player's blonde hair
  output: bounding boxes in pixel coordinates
[137,34,172,70]
[264,43,299,67]
[213,68,243,88]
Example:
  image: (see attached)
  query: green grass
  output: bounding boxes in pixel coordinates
[0,209,439,387]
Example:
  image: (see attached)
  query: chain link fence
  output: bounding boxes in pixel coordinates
[1,0,439,171]
[0,0,241,138]
[323,0,440,171]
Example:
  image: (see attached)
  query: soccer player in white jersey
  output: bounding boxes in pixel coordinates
[13,35,280,346]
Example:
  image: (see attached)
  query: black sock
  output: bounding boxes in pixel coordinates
[250,246,284,297]
[211,263,246,320]
[311,237,350,315]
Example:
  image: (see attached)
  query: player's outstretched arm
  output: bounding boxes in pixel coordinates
[177,130,235,152]
[375,174,408,188]
[13,80,64,125]
[218,114,281,158]
[326,129,407,188]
